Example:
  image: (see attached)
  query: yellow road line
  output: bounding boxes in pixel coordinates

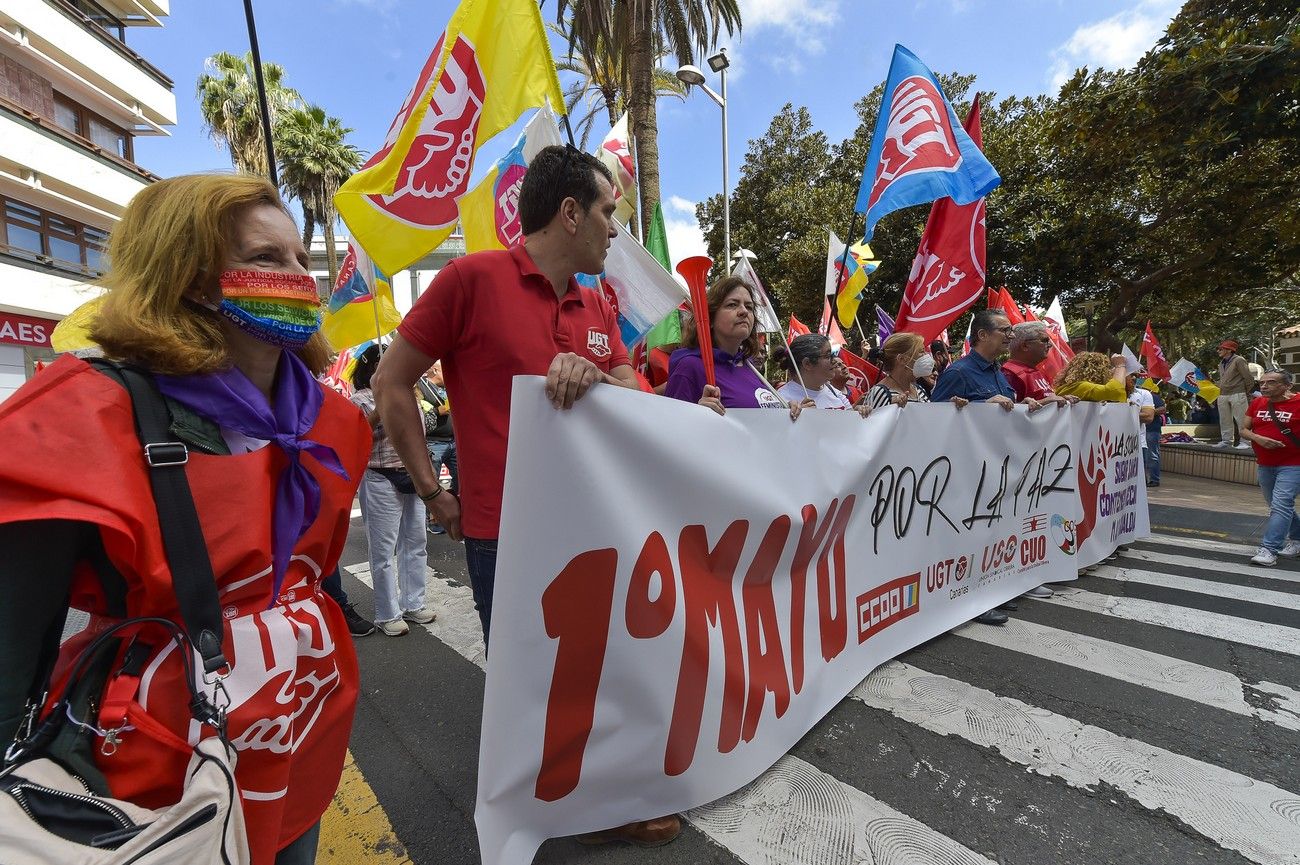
[1152,524,1230,539]
[318,750,413,863]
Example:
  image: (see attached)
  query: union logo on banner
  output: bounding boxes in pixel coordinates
[868,75,962,213]
[363,35,486,229]
[493,158,528,247]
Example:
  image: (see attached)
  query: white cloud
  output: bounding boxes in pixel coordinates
[661,197,708,269]
[737,0,839,58]
[1048,0,1180,91]
[667,195,697,216]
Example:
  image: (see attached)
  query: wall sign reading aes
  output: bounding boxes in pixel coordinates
[0,311,54,347]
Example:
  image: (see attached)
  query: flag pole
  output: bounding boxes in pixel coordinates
[854,311,870,345]
[368,256,385,346]
[780,330,808,392]
[829,212,863,332]
[746,361,794,409]
[242,0,277,185]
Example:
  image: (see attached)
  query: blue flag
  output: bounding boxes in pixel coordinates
[855,45,1001,240]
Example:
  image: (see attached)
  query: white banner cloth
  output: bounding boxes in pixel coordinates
[477,382,1149,863]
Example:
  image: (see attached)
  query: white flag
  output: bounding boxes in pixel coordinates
[578,223,686,348]
[597,113,637,226]
[729,255,782,334]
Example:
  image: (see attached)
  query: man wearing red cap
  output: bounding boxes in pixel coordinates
[1215,339,1253,449]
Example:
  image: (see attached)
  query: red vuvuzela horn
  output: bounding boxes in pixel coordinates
[676,255,715,387]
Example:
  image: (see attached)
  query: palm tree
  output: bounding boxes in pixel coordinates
[196,51,301,177]
[557,0,741,231]
[551,19,687,150]
[276,105,364,286]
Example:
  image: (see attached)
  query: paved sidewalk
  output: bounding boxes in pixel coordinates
[1148,471,1269,545]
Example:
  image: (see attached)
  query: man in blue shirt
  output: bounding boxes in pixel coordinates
[930,308,1050,623]
[932,309,1027,408]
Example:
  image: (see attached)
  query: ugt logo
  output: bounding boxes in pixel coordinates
[586,328,611,359]
[364,35,486,229]
[869,75,962,210]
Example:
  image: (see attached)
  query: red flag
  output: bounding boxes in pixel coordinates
[1141,321,1172,380]
[788,315,811,343]
[819,297,848,346]
[838,347,881,390]
[997,287,1025,325]
[896,95,989,344]
[1022,306,1067,382]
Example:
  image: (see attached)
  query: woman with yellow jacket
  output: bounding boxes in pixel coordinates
[1053,352,1130,402]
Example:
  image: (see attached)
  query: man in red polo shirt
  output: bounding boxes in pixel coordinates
[1002,320,1073,405]
[374,144,636,634]
[372,148,674,847]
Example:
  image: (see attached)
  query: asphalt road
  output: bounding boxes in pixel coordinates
[320,493,1299,865]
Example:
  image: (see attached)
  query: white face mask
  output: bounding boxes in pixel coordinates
[912,353,936,378]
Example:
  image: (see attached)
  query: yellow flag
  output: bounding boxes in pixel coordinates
[334,0,564,275]
[50,295,105,352]
[323,242,403,351]
[460,107,562,254]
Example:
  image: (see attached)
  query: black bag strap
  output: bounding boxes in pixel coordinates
[87,360,228,676]
[1266,402,1300,450]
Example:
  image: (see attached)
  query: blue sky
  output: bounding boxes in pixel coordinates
[131,0,1180,267]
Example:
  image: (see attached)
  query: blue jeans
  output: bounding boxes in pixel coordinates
[275,820,320,864]
[426,438,459,496]
[464,537,497,647]
[1144,429,1161,484]
[1258,465,1300,553]
[359,469,428,622]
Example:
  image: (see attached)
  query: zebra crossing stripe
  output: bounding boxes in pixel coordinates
[1092,563,1300,610]
[852,660,1300,865]
[1039,587,1300,656]
[1119,547,1300,583]
[952,617,1300,732]
[689,754,997,865]
[343,561,999,865]
[1146,533,1261,556]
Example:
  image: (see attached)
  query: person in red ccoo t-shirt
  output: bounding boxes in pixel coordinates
[1242,369,1300,567]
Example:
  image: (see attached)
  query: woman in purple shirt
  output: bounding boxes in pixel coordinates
[665,275,798,417]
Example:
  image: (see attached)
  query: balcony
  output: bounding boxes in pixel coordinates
[0,0,176,134]
[0,97,153,221]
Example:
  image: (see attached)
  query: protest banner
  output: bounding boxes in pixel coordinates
[475,383,1147,862]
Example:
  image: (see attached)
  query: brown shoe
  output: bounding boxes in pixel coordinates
[575,814,682,848]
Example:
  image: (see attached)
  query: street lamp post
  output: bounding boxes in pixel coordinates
[676,49,731,270]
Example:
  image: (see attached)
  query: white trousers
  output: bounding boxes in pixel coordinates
[359,469,428,622]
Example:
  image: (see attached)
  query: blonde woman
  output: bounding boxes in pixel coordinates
[0,174,370,864]
[1053,352,1129,402]
[868,332,933,409]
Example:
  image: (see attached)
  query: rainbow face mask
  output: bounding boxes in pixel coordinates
[215,269,321,349]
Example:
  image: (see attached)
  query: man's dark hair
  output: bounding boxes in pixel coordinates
[971,309,1009,344]
[929,340,948,355]
[519,145,615,235]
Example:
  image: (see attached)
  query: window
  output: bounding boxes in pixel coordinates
[89,117,128,160]
[53,97,83,137]
[50,93,133,162]
[0,197,109,274]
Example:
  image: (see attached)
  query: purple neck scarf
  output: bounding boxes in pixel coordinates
[155,350,349,604]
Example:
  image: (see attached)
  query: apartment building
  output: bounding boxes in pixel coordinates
[0,0,175,399]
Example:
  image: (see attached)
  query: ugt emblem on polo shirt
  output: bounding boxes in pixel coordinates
[587,328,611,359]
